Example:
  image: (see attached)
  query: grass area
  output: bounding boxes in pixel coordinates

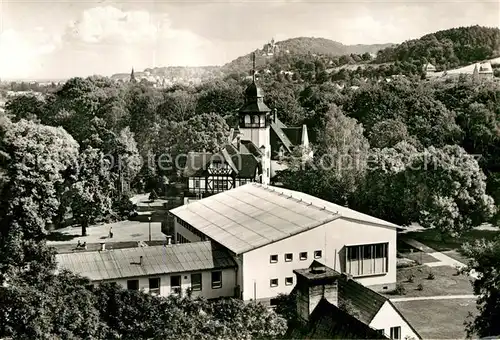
[442,250,470,264]
[393,298,477,339]
[384,265,474,298]
[402,228,500,252]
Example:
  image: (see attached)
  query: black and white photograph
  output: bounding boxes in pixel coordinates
[0,0,499,338]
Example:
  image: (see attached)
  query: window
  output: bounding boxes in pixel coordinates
[213,179,229,192]
[270,278,278,287]
[299,252,308,261]
[270,254,278,263]
[127,279,139,290]
[345,243,389,277]
[314,250,322,259]
[285,253,293,262]
[285,277,294,286]
[376,329,385,336]
[176,217,206,240]
[390,326,401,340]
[259,115,266,127]
[170,275,181,292]
[191,273,202,291]
[149,278,160,295]
[211,271,222,289]
[176,233,190,244]
[194,179,200,188]
[253,115,259,124]
[244,115,251,125]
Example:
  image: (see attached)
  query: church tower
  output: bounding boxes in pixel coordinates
[130,67,137,83]
[238,53,272,185]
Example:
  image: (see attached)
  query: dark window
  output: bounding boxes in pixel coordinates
[285,277,293,286]
[314,250,322,259]
[347,246,359,260]
[127,279,139,290]
[149,278,160,295]
[211,271,222,289]
[285,253,293,262]
[363,245,373,259]
[191,273,202,291]
[270,254,278,263]
[194,179,200,188]
[299,252,308,261]
[170,275,181,291]
[390,326,401,340]
[375,243,386,258]
[270,278,278,287]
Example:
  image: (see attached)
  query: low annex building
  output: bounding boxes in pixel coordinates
[55,241,238,299]
[170,183,401,303]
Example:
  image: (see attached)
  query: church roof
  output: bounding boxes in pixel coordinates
[239,101,271,113]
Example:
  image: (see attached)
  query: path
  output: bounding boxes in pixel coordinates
[401,238,480,279]
[390,295,476,302]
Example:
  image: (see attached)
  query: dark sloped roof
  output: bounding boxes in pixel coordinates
[287,298,387,339]
[338,275,388,324]
[240,140,262,157]
[183,152,212,177]
[282,127,304,145]
[182,144,259,179]
[239,101,271,113]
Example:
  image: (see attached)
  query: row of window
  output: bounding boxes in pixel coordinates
[176,218,206,240]
[269,250,322,264]
[125,271,223,294]
[345,243,389,277]
[269,276,294,288]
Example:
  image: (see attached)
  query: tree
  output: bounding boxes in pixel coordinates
[0,270,104,339]
[70,147,114,236]
[353,143,496,236]
[461,238,500,338]
[157,89,197,122]
[4,94,47,122]
[368,119,420,149]
[0,118,79,276]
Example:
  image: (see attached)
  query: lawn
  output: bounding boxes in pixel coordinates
[393,298,477,339]
[402,228,500,252]
[383,265,474,298]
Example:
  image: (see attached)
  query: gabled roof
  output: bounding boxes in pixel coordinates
[282,127,305,145]
[182,144,260,179]
[338,275,388,324]
[55,241,236,281]
[170,183,341,254]
[170,183,400,255]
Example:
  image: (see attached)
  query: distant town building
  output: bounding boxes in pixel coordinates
[262,38,280,56]
[473,62,494,82]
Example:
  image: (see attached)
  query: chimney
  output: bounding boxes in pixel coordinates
[139,256,143,265]
[293,262,339,323]
[166,235,172,245]
[100,242,106,251]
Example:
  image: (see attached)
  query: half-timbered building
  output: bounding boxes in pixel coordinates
[182,53,312,198]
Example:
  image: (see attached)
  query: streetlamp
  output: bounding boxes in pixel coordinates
[148,216,152,242]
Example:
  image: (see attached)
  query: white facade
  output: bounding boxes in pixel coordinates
[103,269,236,300]
[241,218,396,302]
[370,301,420,340]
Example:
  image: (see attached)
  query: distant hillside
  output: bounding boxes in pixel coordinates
[222,37,393,74]
[375,25,500,70]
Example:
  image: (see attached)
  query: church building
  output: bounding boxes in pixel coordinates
[182,53,311,198]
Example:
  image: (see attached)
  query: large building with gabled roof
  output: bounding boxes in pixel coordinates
[170,183,400,303]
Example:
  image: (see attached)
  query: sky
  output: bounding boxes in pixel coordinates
[0,0,499,80]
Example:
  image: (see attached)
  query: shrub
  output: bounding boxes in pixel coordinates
[417,283,424,291]
[407,274,415,283]
[395,284,406,295]
[149,190,159,201]
[427,272,435,280]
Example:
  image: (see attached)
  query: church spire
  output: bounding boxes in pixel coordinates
[130,67,136,83]
[252,52,256,83]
